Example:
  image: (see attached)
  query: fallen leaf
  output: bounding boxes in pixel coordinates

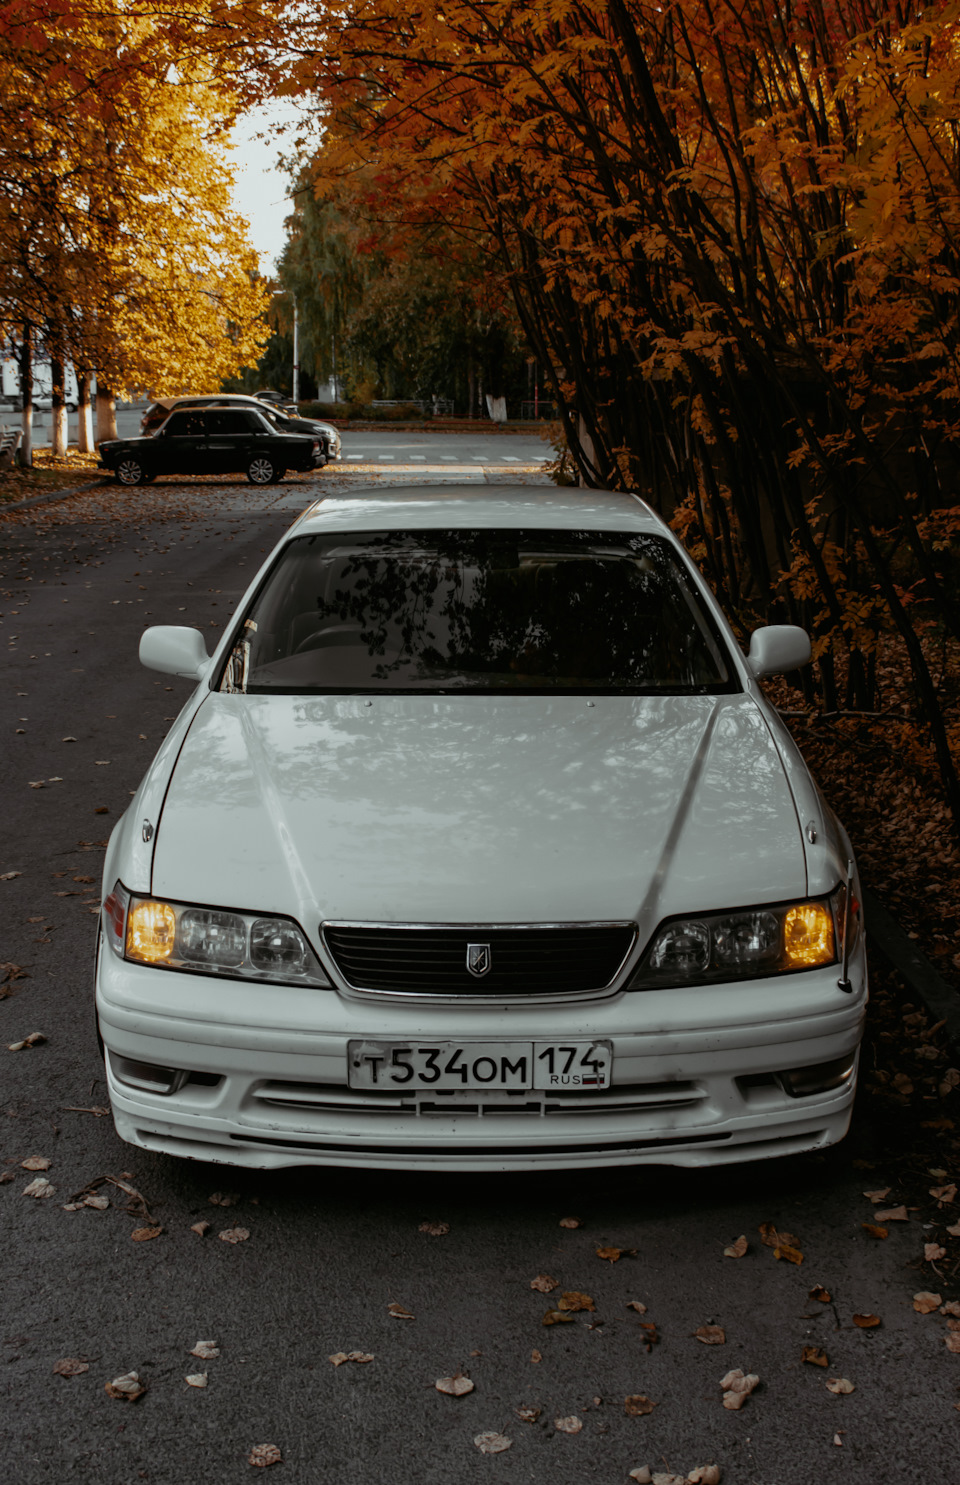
[930,1184,957,1205]
[638,1321,659,1350]
[530,1349,542,1363]
[554,1415,583,1434]
[852,1314,881,1328]
[861,1223,888,1240]
[23,1177,55,1198]
[723,1235,748,1258]
[328,1351,374,1366]
[418,1220,449,1236]
[624,1394,658,1416]
[435,1374,474,1395]
[945,1333,960,1354]
[474,1432,511,1454]
[185,1373,208,1387]
[947,1222,960,1238]
[0,1172,13,1185]
[542,1309,576,1326]
[53,1358,89,1377]
[694,1325,726,1345]
[758,1222,800,1249]
[874,1206,909,1222]
[826,1378,855,1395]
[720,1369,759,1410]
[801,1346,829,1367]
[387,1302,415,1320]
[515,1406,540,1423]
[131,1226,162,1242]
[530,1274,559,1293]
[218,1227,250,1244]
[774,1243,803,1265]
[104,1371,146,1401]
[628,1471,652,1484]
[190,1221,211,1236]
[925,1243,947,1262]
[913,1291,943,1313]
[941,1301,960,1316]
[21,1155,51,1171]
[626,1300,648,1314]
[190,1341,220,1359]
[687,1469,721,1484]
[0,871,22,880]
[208,1191,240,1207]
[248,1444,282,1468]
[808,1284,832,1303]
[834,1433,844,1446]
[8,1032,46,1051]
[597,1246,635,1262]
[557,1291,595,1313]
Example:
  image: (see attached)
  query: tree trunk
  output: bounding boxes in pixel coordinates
[76,370,94,453]
[96,382,118,442]
[50,354,68,456]
[19,323,33,468]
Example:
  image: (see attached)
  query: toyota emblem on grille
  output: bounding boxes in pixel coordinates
[466,942,492,978]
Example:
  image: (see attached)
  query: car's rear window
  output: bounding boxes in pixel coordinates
[219,529,736,695]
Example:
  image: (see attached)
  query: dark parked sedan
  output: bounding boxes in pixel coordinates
[99,407,324,486]
[139,395,340,462]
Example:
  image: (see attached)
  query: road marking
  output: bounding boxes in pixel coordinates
[377,455,395,461]
[347,454,363,461]
[503,456,520,461]
[411,455,426,461]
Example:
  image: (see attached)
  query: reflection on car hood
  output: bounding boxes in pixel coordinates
[151,692,806,937]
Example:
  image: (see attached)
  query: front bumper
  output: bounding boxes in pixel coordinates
[96,940,867,1171]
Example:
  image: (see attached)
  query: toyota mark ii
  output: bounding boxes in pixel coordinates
[95,488,867,1170]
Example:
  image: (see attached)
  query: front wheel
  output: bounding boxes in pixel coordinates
[116,458,147,486]
[269,465,286,485]
[247,455,276,485]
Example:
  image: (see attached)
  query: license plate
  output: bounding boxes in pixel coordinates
[347,1040,612,1091]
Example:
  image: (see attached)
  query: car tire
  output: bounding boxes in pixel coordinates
[248,455,276,485]
[116,458,147,486]
[269,466,286,484]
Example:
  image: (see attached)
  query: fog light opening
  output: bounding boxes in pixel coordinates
[778,1053,857,1099]
[112,1055,186,1095]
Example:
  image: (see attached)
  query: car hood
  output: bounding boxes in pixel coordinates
[151,692,806,937]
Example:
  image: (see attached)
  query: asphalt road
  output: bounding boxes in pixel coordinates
[1,463,959,1485]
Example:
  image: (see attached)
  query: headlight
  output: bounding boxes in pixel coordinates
[104,885,331,987]
[630,892,841,990]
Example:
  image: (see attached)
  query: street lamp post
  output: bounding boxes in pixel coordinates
[272,289,299,404]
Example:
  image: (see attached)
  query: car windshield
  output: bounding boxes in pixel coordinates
[219,528,735,695]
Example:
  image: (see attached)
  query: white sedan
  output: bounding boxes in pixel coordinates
[96,487,867,1170]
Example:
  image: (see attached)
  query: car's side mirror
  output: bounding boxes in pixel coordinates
[139,626,210,680]
[747,624,811,678]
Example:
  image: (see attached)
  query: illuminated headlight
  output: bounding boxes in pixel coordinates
[630,892,842,990]
[104,884,331,987]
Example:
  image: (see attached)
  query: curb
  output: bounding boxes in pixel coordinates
[1,477,110,514]
[864,886,960,1051]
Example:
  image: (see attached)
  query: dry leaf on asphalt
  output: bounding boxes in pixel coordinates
[219,1227,250,1244]
[474,1432,511,1454]
[626,1300,648,1313]
[515,1406,540,1423]
[8,1032,46,1050]
[874,1206,908,1222]
[53,1358,89,1377]
[190,1341,220,1359]
[328,1351,374,1366]
[435,1374,474,1396]
[559,1216,581,1228]
[852,1314,881,1328]
[624,1394,658,1416]
[23,1177,55,1198]
[930,1184,957,1205]
[557,1291,595,1313]
[542,1308,576,1326]
[190,1221,211,1236]
[723,1235,748,1258]
[530,1274,559,1293]
[387,1302,415,1320]
[758,1222,799,1248]
[131,1226,162,1242]
[596,1246,635,1262]
[418,1220,449,1236]
[248,1444,282,1468]
[944,1332,960,1354]
[638,1321,659,1351]
[104,1371,146,1401]
[947,1222,960,1238]
[801,1346,829,1367]
[688,1469,722,1484]
[861,1223,889,1239]
[208,1191,240,1207]
[694,1326,726,1345]
[530,1349,542,1363]
[720,1370,759,1410]
[808,1285,831,1303]
[0,871,22,880]
[913,1291,943,1313]
[21,1155,51,1171]
[826,1378,855,1395]
[863,1188,891,1203]
[554,1415,583,1434]
[924,1243,947,1262]
[941,1301,960,1316]
[185,1373,208,1388]
[628,1470,653,1484]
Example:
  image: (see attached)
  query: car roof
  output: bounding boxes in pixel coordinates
[292,487,668,536]
[152,394,273,411]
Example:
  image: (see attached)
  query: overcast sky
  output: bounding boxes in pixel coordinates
[229,106,301,276]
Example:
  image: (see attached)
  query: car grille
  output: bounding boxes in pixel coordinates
[321,922,637,995]
[250,1079,704,1118]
